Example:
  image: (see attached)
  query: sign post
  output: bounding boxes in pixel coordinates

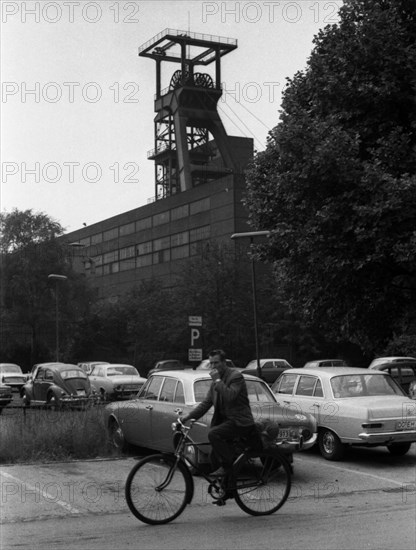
[188,316,203,364]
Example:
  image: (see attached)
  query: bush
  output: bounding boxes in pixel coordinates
[0,407,116,464]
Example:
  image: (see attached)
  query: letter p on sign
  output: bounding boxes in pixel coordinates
[190,328,200,346]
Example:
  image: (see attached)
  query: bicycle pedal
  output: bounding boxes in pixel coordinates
[213,498,226,506]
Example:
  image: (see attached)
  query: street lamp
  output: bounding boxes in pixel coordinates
[231,231,270,380]
[48,274,68,361]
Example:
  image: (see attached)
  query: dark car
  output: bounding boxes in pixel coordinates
[22,363,98,409]
[0,382,13,413]
[368,361,416,399]
[240,359,293,384]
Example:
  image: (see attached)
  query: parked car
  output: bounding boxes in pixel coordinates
[196,358,238,370]
[104,370,318,469]
[271,367,416,461]
[0,382,13,413]
[78,361,110,376]
[147,359,188,378]
[21,363,98,409]
[303,359,349,368]
[25,362,61,386]
[368,356,416,369]
[89,363,146,401]
[368,361,416,398]
[240,359,293,384]
[0,363,27,391]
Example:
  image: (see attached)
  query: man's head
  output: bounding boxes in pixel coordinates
[208,349,227,376]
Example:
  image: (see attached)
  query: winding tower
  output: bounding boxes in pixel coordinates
[139,29,238,199]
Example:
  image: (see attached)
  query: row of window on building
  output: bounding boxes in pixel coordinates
[78,198,210,248]
[88,225,211,276]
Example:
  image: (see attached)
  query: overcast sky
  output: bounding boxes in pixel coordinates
[1,0,342,232]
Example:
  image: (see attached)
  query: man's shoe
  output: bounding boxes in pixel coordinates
[210,466,227,477]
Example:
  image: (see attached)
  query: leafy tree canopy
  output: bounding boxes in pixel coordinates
[1,209,92,365]
[0,208,63,253]
[244,0,416,353]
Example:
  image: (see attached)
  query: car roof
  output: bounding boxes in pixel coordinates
[289,366,380,377]
[104,363,136,368]
[246,358,290,363]
[149,369,262,382]
[305,359,346,363]
[374,361,416,369]
[37,363,80,371]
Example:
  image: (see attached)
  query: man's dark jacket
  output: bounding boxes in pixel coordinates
[187,366,255,427]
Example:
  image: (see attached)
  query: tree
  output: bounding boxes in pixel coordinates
[244,0,416,355]
[0,209,93,366]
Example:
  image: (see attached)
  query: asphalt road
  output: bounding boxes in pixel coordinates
[1,444,415,550]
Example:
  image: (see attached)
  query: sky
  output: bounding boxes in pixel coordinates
[1,0,342,232]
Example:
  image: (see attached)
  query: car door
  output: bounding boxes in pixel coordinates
[89,365,103,392]
[31,367,46,401]
[148,376,186,451]
[272,372,299,411]
[286,374,326,422]
[33,368,54,402]
[123,375,164,448]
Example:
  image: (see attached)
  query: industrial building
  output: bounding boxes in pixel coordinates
[64,30,254,301]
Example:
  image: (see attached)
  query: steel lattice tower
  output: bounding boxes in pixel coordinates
[139,29,238,199]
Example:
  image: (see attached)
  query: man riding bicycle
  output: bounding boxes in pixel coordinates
[181,349,261,477]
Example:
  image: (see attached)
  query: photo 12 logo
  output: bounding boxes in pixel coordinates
[201,1,340,24]
[1,1,141,24]
[1,82,140,104]
[221,80,281,104]
[2,162,140,184]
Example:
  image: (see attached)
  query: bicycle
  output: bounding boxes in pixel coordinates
[125,419,292,525]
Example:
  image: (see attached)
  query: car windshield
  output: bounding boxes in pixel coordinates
[0,365,22,373]
[106,366,138,376]
[61,369,87,380]
[331,374,404,398]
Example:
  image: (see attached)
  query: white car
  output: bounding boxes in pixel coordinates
[271,367,416,460]
[0,363,27,391]
[368,356,416,368]
[89,363,146,401]
[78,361,109,375]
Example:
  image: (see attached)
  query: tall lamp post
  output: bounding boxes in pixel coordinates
[48,274,68,361]
[231,231,270,380]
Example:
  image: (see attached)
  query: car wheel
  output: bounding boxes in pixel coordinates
[47,393,61,411]
[318,429,346,461]
[387,442,412,456]
[108,418,129,452]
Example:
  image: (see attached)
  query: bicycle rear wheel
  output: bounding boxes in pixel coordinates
[233,450,291,516]
[125,454,191,525]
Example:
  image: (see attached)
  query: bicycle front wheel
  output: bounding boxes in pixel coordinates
[233,450,291,516]
[125,454,191,525]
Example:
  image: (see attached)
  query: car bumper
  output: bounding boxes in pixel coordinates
[60,396,99,407]
[273,433,318,452]
[358,431,416,443]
